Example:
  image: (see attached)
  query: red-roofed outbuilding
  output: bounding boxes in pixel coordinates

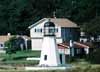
[58,42,92,56]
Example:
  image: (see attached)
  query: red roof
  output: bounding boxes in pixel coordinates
[58,44,69,49]
[58,42,92,49]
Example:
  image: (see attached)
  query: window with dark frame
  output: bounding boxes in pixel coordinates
[34,28,42,33]
[0,44,3,47]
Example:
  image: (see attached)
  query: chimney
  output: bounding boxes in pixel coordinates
[53,11,56,18]
[7,33,11,36]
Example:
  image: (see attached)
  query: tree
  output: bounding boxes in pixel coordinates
[86,47,100,64]
[5,36,17,54]
[0,0,97,35]
[82,16,100,36]
[5,36,25,54]
[0,0,28,34]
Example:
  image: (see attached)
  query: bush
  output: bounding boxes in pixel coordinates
[5,36,26,54]
[5,36,17,54]
[86,48,100,64]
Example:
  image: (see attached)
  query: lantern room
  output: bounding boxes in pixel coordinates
[44,21,55,36]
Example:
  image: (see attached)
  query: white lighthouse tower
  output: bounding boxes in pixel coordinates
[25,20,74,70]
[39,20,61,66]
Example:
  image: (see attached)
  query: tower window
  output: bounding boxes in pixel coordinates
[40,29,42,32]
[34,29,36,32]
[44,55,47,60]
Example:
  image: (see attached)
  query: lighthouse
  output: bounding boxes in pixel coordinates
[39,20,61,66]
[26,19,74,70]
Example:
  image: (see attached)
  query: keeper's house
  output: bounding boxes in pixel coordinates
[28,18,80,51]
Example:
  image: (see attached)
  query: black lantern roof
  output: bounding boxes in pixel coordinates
[44,21,55,27]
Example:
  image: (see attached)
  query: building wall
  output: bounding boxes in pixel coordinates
[31,38,43,50]
[0,42,6,53]
[30,20,61,38]
[59,48,70,55]
[80,38,88,43]
[0,42,5,49]
[31,38,62,50]
[30,21,45,38]
[61,27,80,42]
[30,20,62,50]
[30,20,79,50]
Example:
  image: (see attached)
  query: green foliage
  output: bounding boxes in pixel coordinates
[0,60,39,66]
[5,36,17,54]
[0,0,29,34]
[0,50,40,65]
[86,48,100,64]
[0,0,97,35]
[0,50,40,60]
[5,36,26,54]
[82,16,100,36]
[0,67,99,72]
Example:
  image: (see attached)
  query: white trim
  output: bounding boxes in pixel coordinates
[25,66,74,70]
[26,58,40,60]
[28,18,46,29]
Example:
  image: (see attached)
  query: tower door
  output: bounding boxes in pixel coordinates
[60,54,62,64]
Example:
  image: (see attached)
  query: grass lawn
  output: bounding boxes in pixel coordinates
[0,50,40,60]
[0,70,72,72]
[0,50,40,66]
[0,67,99,72]
[0,50,100,72]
